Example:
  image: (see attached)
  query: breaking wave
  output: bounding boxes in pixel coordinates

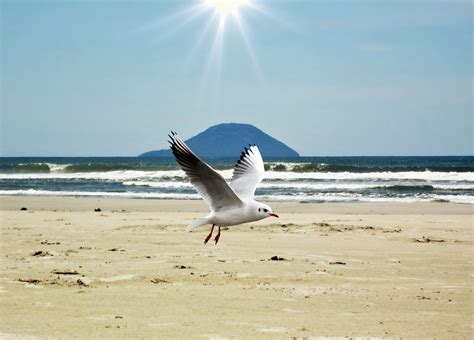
[0,156,472,204]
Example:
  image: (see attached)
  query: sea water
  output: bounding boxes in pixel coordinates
[0,156,472,204]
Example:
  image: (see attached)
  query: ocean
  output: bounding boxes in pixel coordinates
[0,156,473,204]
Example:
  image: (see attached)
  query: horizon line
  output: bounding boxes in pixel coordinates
[0,154,473,158]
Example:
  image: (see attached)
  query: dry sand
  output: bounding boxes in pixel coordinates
[0,196,472,338]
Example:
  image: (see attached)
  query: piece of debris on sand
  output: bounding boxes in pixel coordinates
[31,250,53,257]
[76,278,91,287]
[41,240,61,245]
[52,269,80,275]
[174,265,190,269]
[269,256,286,261]
[151,278,169,284]
[18,278,41,284]
[415,236,445,243]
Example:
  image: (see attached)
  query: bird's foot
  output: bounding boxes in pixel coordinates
[214,226,221,245]
[204,224,215,244]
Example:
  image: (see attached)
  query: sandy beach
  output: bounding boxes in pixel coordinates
[0,196,472,338]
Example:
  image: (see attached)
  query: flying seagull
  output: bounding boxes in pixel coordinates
[168,131,279,244]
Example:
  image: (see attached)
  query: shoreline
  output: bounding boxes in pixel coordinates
[1,195,472,338]
[1,195,472,214]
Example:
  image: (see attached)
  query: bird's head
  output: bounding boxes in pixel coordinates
[257,203,279,219]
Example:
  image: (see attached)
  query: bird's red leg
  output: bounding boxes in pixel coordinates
[214,226,221,244]
[204,224,215,244]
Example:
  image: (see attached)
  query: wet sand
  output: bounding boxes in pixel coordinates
[0,196,472,338]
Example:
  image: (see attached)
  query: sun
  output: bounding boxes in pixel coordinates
[206,0,249,17]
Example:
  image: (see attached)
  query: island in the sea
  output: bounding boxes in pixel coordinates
[139,123,300,158]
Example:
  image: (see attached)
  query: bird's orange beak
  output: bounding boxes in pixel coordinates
[270,213,279,218]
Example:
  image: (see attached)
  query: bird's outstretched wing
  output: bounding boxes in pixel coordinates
[230,144,265,201]
[168,132,243,212]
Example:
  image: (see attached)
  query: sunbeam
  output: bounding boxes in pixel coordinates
[195,0,269,110]
[197,14,226,113]
[150,5,210,45]
[233,12,265,87]
[183,11,219,70]
[245,1,295,30]
[130,3,206,36]
[132,0,285,111]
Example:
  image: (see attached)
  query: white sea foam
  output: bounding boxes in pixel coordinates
[264,170,474,182]
[258,193,474,204]
[1,189,472,204]
[121,180,474,191]
[45,163,70,172]
[0,169,472,182]
[259,181,474,190]
[0,170,189,181]
[122,181,193,189]
[0,189,200,199]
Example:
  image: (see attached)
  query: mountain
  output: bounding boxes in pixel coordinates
[139,123,299,158]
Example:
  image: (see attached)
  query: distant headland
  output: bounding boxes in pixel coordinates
[139,123,299,158]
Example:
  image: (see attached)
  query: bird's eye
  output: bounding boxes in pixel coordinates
[263,209,268,213]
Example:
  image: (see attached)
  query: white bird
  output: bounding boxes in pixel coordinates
[168,131,279,244]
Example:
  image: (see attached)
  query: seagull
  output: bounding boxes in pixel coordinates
[168,131,279,244]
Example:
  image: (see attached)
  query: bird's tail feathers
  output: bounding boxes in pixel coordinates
[186,218,210,232]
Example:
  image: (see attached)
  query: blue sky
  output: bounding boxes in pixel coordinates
[1,0,472,156]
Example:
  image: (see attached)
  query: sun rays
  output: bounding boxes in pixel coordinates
[132,0,282,112]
